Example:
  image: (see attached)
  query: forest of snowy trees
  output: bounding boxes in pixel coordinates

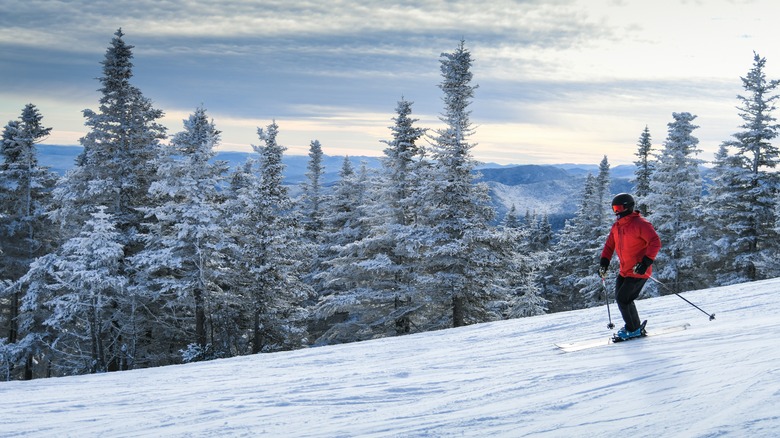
[1,29,779,380]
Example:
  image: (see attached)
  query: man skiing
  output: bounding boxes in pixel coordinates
[599,193,661,340]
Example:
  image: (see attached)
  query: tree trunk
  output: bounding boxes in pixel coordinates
[23,354,33,380]
[252,311,262,354]
[8,290,19,344]
[452,295,465,327]
[194,289,206,348]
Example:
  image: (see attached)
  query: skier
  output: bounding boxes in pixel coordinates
[599,193,661,340]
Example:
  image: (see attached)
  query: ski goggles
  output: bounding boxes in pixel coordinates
[612,204,627,214]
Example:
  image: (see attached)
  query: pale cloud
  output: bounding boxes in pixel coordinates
[3,0,780,165]
[0,0,585,45]
[473,74,743,165]
[188,105,413,157]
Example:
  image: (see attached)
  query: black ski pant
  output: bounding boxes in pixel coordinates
[615,275,647,332]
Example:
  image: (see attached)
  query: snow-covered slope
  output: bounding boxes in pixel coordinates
[2,279,778,437]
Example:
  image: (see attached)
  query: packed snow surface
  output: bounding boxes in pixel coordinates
[2,278,779,437]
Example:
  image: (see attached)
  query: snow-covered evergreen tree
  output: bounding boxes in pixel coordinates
[313,98,428,344]
[300,139,326,242]
[502,209,548,318]
[370,99,429,330]
[519,210,554,252]
[33,29,166,376]
[46,33,167,365]
[0,105,58,341]
[645,112,704,293]
[533,214,554,251]
[131,107,231,362]
[298,139,327,302]
[702,144,747,285]
[546,170,610,311]
[226,122,312,353]
[0,104,58,379]
[41,207,128,375]
[715,53,780,280]
[51,28,166,239]
[595,156,611,226]
[317,157,369,271]
[504,205,522,229]
[311,159,378,343]
[12,251,59,379]
[319,158,371,272]
[634,125,654,216]
[415,40,501,328]
[379,98,428,227]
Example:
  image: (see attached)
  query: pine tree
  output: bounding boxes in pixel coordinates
[12,252,59,379]
[646,112,704,293]
[40,207,128,375]
[41,29,167,374]
[380,98,428,227]
[319,158,371,267]
[504,205,522,229]
[519,210,553,251]
[131,107,231,362]
[596,156,611,225]
[311,159,375,344]
[300,139,326,242]
[416,40,500,328]
[535,214,554,250]
[502,210,548,318]
[634,125,654,215]
[717,53,780,280]
[51,28,166,239]
[0,104,58,379]
[312,98,427,344]
[226,122,312,353]
[0,105,57,336]
[546,171,609,311]
[702,144,747,285]
[299,139,327,303]
[373,98,429,331]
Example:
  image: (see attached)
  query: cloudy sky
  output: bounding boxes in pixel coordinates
[2,0,779,165]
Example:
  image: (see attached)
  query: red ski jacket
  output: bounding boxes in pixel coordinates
[601,211,661,278]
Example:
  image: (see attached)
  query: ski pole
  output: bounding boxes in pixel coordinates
[648,276,715,321]
[601,277,615,329]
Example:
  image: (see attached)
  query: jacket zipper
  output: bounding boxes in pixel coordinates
[617,220,624,267]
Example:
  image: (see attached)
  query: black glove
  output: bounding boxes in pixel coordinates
[598,257,610,278]
[633,256,654,275]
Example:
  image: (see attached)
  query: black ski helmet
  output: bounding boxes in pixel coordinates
[611,193,635,216]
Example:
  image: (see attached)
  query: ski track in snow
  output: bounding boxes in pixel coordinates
[1,279,779,437]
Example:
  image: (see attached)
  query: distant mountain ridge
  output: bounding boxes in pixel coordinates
[37,145,386,185]
[37,144,634,184]
[35,144,636,228]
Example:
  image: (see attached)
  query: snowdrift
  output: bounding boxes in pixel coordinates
[1,278,778,437]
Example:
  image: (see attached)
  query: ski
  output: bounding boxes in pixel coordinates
[555,322,691,353]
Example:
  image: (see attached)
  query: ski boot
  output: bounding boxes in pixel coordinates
[626,326,644,339]
[614,321,647,342]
